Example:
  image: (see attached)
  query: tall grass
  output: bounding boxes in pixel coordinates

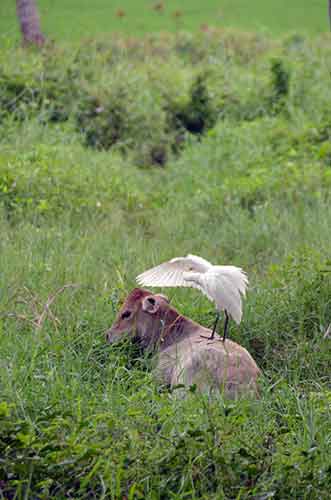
[1,30,331,498]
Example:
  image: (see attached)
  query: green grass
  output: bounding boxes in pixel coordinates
[1,30,331,498]
[0,0,328,43]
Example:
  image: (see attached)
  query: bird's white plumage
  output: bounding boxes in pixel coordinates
[136,255,211,288]
[136,254,248,325]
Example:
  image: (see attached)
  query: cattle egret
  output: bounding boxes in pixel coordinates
[136,254,248,341]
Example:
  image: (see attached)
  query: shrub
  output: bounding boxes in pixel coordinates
[76,93,128,150]
[0,72,41,122]
[167,72,217,137]
[269,57,290,111]
[76,72,174,166]
[0,68,78,124]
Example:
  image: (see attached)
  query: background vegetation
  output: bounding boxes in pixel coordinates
[1,9,331,500]
[0,0,328,41]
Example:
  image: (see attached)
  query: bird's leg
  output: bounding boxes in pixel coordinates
[210,312,220,340]
[222,310,229,342]
[200,312,220,340]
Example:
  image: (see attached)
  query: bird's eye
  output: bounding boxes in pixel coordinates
[121,310,132,320]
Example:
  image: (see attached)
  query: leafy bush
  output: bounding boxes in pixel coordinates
[269,57,291,112]
[75,69,218,164]
[0,68,78,124]
[76,74,172,166]
[0,72,41,122]
[167,72,217,137]
[76,94,127,150]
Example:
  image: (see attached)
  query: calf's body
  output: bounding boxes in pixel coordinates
[106,288,260,398]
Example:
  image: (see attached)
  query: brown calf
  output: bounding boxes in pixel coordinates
[106,288,261,398]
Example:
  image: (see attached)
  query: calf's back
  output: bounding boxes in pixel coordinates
[156,334,260,398]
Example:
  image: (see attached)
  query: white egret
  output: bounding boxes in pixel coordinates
[136,254,249,341]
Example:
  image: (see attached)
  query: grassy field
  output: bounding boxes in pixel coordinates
[0,0,328,42]
[1,24,331,500]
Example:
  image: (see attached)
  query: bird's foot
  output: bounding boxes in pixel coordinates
[200,334,215,340]
[199,335,227,345]
[209,338,225,345]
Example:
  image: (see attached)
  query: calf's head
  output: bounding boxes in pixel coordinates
[106,288,171,348]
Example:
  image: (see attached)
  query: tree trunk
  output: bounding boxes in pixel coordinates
[16,0,46,47]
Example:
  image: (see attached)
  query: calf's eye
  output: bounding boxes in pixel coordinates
[121,310,132,320]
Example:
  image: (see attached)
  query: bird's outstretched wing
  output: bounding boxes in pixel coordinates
[136,254,212,288]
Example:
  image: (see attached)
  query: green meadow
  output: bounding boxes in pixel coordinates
[0,0,328,42]
[1,3,331,498]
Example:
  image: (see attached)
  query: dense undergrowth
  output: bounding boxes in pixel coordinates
[1,30,331,498]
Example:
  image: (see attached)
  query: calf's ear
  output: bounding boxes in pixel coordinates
[156,293,170,303]
[142,296,160,314]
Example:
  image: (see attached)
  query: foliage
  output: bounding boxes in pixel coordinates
[269,57,291,112]
[1,31,330,168]
[76,75,171,166]
[168,73,217,137]
[1,29,331,498]
[0,63,78,124]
